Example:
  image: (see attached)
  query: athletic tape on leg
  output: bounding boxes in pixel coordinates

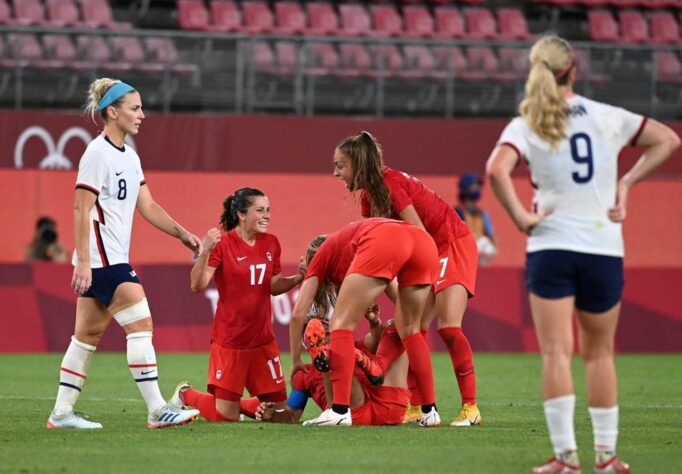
[114,298,151,327]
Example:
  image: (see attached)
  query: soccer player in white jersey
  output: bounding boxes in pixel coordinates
[46,78,203,429]
[486,36,679,473]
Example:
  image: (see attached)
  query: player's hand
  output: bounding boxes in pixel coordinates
[255,402,275,421]
[365,304,381,327]
[181,231,203,257]
[608,181,629,223]
[71,261,92,296]
[515,209,551,235]
[201,228,221,255]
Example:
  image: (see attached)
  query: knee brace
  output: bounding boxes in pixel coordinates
[113,298,151,327]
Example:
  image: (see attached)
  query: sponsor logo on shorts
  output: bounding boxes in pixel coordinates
[436,279,446,285]
[216,369,222,380]
[130,270,137,278]
[276,378,284,384]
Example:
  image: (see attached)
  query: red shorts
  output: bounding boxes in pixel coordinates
[207,339,287,399]
[434,231,478,296]
[347,223,438,288]
[352,385,410,426]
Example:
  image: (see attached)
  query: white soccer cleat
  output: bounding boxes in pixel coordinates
[46,411,102,429]
[418,407,441,427]
[147,404,200,429]
[302,408,352,426]
[169,381,192,410]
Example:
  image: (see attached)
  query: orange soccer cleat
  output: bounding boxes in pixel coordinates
[354,348,384,386]
[304,318,329,372]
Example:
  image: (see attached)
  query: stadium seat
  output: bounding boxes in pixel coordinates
[209,0,243,33]
[641,0,680,8]
[242,1,275,34]
[110,36,166,73]
[337,43,372,77]
[402,45,439,78]
[655,51,682,83]
[369,44,404,77]
[496,8,530,40]
[463,8,497,40]
[433,7,466,39]
[0,0,19,25]
[11,0,47,26]
[273,41,298,75]
[576,0,609,7]
[370,5,403,37]
[606,0,641,8]
[618,10,650,43]
[80,0,131,29]
[306,42,339,75]
[338,4,373,36]
[497,47,529,79]
[403,6,434,38]
[274,2,306,35]
[432,46,468,77]
[45,0,84,28]
[42,34,77,62]
[650,12,680,44]
[588,10,619,42]
[144,37,200,77]
[177,0,212,31]
[305,3,339,36]
[76,35,131,71]
[6,33,67,69]
[573,49,610,84]
[464,46,500,81]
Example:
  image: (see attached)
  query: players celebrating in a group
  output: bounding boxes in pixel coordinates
[47,78,202,429]
[486,35,680,473]
[332,132,481,426]
[173,188,305,422]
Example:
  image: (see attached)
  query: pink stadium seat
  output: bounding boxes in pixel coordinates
[338,4,372,36]
[210,0,243,33]
[11,0,47,26]
[274,41,297,75]
[577,0,609,7]
[307,42,339,75]
[242,1,275,34]
[607,0,641,8]
[80,0,131,29]
[42,34,76,61]
[45,0,83,27]
[403,6,434,38]
[433,7,466,39]
[464,8,497,40]
[177,0,211,31]
[305,3,339,36]
[640,0,680,8]
[497,8,530,40]
[274,2,306,35]
[650,12,680,44]
[497,47,529,79]
[77,35,131,71]
[433,46,467,77]
[369,44,404,76]
[588,10,619,42]
[402,45,438,78]
[6,33,43,63]
[110,36,165,73]
[0,0,18,25]
[573,49,609,83]
[337,43,372,77]
[618,10,649,43]
[250,41,275,73]
[144,37,200,76]
[370,5,403,37]
[654,52,682,83]
[464,46,500,81]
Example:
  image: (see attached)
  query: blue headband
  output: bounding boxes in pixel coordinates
[97,82,135,110]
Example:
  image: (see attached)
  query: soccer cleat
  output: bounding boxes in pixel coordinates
[354,348,384,386]
[402,404,423,423]
[169,381,192,410]
[594,456,630,474]
[46,411,102,429]
[302,408,352,426]
[304,318,329,372]
[450,402,482,427]
[418,407,441,427]
[147,404,200,429]
[532,452,582,474]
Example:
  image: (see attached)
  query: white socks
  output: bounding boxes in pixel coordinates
[53,336,96,416]
[127,331,166,414]
[544,394,578,455]
[589,405,619,454]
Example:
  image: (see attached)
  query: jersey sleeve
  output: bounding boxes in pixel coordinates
[385,172,413,214]
[271,236,282,275]
[600,103,646,149]
[75,148,108,195]
[497,118,530,161]
[304,239,332,281]
[208,238,223,269]
[136,154,146,185]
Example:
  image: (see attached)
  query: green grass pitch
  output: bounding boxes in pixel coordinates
[0,353,679,473]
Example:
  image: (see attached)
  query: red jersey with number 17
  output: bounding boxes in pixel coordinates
[208,230,282,349]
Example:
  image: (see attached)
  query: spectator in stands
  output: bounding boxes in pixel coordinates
[26,216,68,262]
[454,173,497,266]
[486,34,680,474]
[47,78,202,430]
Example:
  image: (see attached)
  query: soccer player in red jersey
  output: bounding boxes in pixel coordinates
[172,188,304,421]
[332,131,482,427]
[289,219,441,427]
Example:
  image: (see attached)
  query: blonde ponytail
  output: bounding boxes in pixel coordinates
[519,36,573,148]
[84,78,121,123]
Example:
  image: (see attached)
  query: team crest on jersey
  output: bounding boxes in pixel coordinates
[216,369,222,380]
[266,252,272,261]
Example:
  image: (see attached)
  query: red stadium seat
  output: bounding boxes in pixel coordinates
[650,12,680,44]
[110,36,165,73]
[0,0,18,25]
[463,8,497,40]
[606,0,641,8]
[6,33,43,63]
[177,0,211,31]
[369,44,404,76]
[497,47,530,79]
[370,5,403,37]
[576,0,609,7]
[144,37,200,76]
[464,46,500,81]
[305,3,339,36]
[11,0,47,26]
[338,4,373,36]
[274,41,297,74]
[80,0,131,29]
[433,7,466,39]
[42,34,76,61]
[573,49,610,84]
[588,10,619,42]
[242,1,275,34]
[210,0,243,33]
[274,2,306,35]
[618,10,649,43]
[403,6,434,38]
[249,41,276,73]
[337,43,372,77]
[655,52,682,83]
[402,45,439,78]
[307,42,339,75]
[77,35,131,71]
[45,0,85,27]
[497,8,530,40]
[640,0,680,8]
[433,46,468,77]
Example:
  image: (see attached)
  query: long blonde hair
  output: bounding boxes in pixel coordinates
[519,35,574,148]
[84,77,122,123]
[305,235,336,319]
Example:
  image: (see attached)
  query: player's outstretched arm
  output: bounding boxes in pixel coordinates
[190,228,220,292]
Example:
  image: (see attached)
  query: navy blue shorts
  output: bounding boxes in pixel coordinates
[525,250,623,313]
[82,263,141,307]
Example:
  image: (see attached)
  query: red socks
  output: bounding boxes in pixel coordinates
[401,332,436,406]
[182,388,237,422]
[374,323,405,371]
[438,327,476,405]
[239,397,261,419]
[329,329,355,406]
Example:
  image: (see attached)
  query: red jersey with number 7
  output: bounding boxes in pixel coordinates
[208,230,282,349]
